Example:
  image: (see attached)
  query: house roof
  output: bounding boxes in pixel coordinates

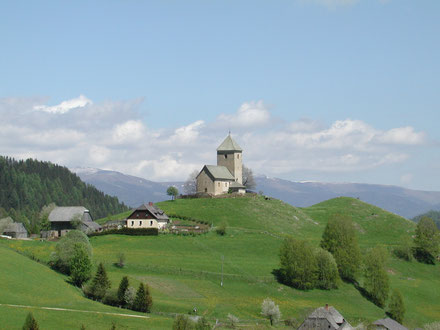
[217,134,242,152]
[203,165,235,181]
[230,182,245,189]
[48,207,90,223]
[134,203,169,221]
[3,222,27,234]
[373,318,408,330]
[303,306,352,330]
[82,221,102,231]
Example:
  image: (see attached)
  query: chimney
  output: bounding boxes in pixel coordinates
[325,304,329,311]
[148,202,153,206]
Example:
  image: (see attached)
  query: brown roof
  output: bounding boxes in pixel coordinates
[131,203,169,221]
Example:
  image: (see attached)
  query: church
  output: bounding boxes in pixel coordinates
[196,134,246,196]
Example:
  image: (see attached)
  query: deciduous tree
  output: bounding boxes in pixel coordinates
[315,248,340,289]
[183,170,199,195]
[70,243,92,286]
[261,298,281,326]
[387,288,405,324]
[363,247,390,308]
[414,216,440,264]
[242,165,256,190]
[167,186,179,201]
[320,214,361,282]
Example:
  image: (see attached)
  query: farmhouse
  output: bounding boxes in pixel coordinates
[2,221,28,239]
[126,202,170,230]
[47,206,102,237]
[298,304,353,330]
[196,134,246,195]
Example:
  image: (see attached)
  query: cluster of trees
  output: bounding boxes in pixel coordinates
[279,214,406,323]
[0,156,128,234]
[413,216,440,264]
[116,276,153,312]
[412,210,440,230]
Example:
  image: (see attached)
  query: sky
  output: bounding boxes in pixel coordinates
[1,0,439,191]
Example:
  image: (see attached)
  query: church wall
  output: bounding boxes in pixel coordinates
[217,151,242,184]
[196,170,215,194]
[214,180,230,195]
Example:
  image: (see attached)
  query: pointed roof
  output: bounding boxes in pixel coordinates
[217,134,242,152]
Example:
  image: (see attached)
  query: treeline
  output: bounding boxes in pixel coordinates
[0,156,128,233]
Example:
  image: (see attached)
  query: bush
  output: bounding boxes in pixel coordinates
[216,222,227,236]
[88,227,158,237]
[393,244,414,262]
[51,230,92,274]
[172,315,193,330]
[227,314,239,328]
[103,289,119,307]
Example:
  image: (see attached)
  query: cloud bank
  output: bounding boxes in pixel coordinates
[0,96,427,182]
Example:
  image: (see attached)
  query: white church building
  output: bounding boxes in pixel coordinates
[196,134,246,196]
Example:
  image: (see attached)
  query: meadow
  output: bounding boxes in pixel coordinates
[2,195,439,328]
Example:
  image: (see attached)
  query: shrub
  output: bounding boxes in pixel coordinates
[261,298,281,326]
[103,289,119,307]
[172,315,193,330]
[216,222,227,236]
[195,316,210,330]
[393,244,414,262]
[51,230,92,274]
[227,314,239,328]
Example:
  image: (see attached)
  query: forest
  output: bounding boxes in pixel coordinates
[0,156,128,233]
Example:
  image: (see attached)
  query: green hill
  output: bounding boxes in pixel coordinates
[0,156,128,233]
[3,195,439,329]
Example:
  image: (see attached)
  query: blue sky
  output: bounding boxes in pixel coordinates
[1,0,439,190]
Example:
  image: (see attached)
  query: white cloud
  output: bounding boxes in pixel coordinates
[217,100,270,128]
[0,96,429,183]
[34,95,92,114]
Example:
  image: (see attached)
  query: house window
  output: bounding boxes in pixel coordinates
[140,221,142,226]
[150,220,153,226]
[131,221,134,226]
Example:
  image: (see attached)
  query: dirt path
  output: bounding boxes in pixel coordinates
[0,303,149,319]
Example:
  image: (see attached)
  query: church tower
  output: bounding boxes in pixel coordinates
[216,134,243,184]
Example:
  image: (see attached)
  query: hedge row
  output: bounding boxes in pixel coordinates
[88,227,158,237]
[167,213,210,226]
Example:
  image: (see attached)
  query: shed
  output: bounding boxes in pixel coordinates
[3,222,28,239]
[298,305,353,330]
[48,206,102,237]
[373,318,408,330]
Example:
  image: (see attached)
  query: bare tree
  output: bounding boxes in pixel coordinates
[261,298,281,326]
[242,165,256,190]
[183,170,199,195]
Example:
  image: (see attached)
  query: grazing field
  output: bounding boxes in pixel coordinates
[2,196,439,328]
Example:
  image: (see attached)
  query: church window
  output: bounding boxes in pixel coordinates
[224,154,227,159]
[237,154,239,159]
[225,182,227,187]
[218,182,220,187]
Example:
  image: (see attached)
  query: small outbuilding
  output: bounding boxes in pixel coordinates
[3,221,28,239]
[126,202,170,230]
[373,318,408,330]
[298,304,353,330]
[47,206,102,237]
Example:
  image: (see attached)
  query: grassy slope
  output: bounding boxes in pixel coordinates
[0,243,172,330]
[3,196,439,328]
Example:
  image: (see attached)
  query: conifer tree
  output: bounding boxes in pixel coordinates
[132,283,153,313]
[117,276,129,305]
[22,312,39,330]
[91,262,111,300]
[387,289,405,324]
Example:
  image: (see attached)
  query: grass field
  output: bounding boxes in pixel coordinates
[2,195,439,328]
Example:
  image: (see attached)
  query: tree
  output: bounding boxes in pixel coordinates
[242,165,256,190]
[414,216,440,264]
[90,262,111,300]
[183,170,199,195]
[279,237,317,290]
[261,298,281,326]
[172,315,193,330]
[51,230,92,274]
[387,288,405,324]
[123,286,136,307]
[227,314,239,328]
[0,216,13,233]
[70,243,92,286]
[320,214,361,282]
[22,312,39,330]
[363,247,390,308]
[133,283,152,313]
[315,248,340,290]
[117,276,129,305]
[167,186,179,201]
[194,316,210,330]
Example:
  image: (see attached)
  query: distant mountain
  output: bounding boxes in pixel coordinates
[72,168,440,219]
